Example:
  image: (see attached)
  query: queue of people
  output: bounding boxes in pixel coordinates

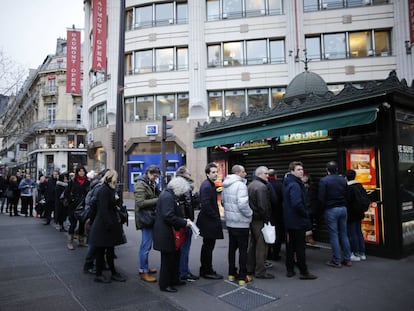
[0,158,370,291]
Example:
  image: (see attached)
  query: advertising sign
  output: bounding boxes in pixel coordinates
[92,0,107,71]
[66,29,81,94]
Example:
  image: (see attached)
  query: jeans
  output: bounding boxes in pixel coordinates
[228,227,249,279]
[324,207,351,263]
[179,227,193,277]
[347,220,365,254]
[139,228,153,273]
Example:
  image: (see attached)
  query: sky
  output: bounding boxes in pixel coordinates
[0,0,84,69]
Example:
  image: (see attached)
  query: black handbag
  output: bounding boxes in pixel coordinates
[138,209,156,228]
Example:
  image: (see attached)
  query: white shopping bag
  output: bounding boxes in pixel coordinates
[261,222,276,244]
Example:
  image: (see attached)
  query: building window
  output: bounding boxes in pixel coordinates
[306,29,391,60]
[304,0,388,12]
[156,48,174,71]
[155,2,174,26]
[68,134,75,148]
[47,78,56,93]
[125,93,189,121]
[246,40,267,65]
[209,87,286,118]
[76,106,82,124]
[225,90,245,117]
[269,39,285,63]
[208,91,223,118]
[248,89,268,113]
[177,93,189,118]
[46,103,56,125]
[324,33,346,59]
[77,134,85,147]
[132,47,188,74]
[305,37,322,61]
[207,0,283,20]
[135,50,153,74]
[209,39,285,67]
[131,1,188,29]
[91,103,107,128]
[224,42,243,66]
[156,95,175,119]
[46,135,56,147]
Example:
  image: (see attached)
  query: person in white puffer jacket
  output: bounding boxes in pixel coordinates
[222,164,253,285]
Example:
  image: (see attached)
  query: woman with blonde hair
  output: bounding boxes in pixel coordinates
[88,170,126,283]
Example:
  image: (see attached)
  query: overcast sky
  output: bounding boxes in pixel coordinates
[0,1,84,69]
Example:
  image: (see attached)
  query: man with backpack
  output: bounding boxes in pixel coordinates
[345,169,370,262]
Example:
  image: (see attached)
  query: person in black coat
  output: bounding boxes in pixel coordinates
[43,170,59,225]
[196,162,224,279]
[88,169,126,283]
[153,176,191,292]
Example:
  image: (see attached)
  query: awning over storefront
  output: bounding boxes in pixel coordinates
[193,105,379,148]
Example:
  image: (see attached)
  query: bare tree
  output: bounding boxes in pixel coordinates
[0,49,27,96]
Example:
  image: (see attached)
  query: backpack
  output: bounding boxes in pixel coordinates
[355,184,370,213]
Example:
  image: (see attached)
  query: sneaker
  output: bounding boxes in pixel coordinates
[228,275,236,281]
[326,260,342,268]
[350,253,361,262]
[359,253,367,260]
[181,273,199,282]
[299,273,318,280]
[238,279,246,286]
[341,260,352,267]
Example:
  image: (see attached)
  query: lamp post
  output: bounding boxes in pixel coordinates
[115,0,126,200]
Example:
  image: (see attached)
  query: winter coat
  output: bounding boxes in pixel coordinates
[67,177,90,211]
[222,174,252,228]
[88,183,125,247]
[247,177,271,223]
[153,177,189,253]
[318,174,348,209]
[45,177,57,203]
[346,180,367,221]
[283,173,312,230]
[196,178,224,240]
[134,176,160,230]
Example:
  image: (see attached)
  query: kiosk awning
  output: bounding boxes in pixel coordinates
[193,105,379,148]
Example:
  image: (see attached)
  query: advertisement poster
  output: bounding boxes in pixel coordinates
[361,202,380,244]
[346,148,377,189]
[214,160,227,217]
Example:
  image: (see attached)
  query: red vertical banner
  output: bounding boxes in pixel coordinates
[410,0,414,43]
[66,29,81,94]
[92,0,107,72]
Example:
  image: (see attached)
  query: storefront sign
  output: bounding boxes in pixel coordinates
[398,144,414,163]
[92,0,107,72]
[362,202,380,244]
[66,29,81,94]
[346,148,377,189]
[279,130,329,144]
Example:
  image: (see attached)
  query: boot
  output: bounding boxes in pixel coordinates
[139,272,157,283]
[78,236,87,247]
[67,235,75,250]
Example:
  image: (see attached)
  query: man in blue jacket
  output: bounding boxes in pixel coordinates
[283,161,317,280]
[318,161,352,268]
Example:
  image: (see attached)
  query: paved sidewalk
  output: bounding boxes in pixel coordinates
[0,200,413,311]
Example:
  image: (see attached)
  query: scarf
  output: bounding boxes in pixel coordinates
[76,175,87,186]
